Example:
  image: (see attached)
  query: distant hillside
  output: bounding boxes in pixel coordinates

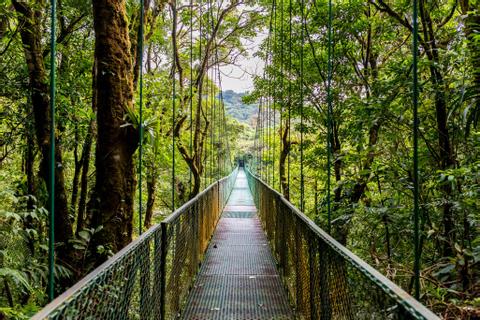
[222,90,257,126]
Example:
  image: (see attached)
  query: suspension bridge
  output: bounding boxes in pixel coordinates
[32,165,439,320]
[28,0,443,317]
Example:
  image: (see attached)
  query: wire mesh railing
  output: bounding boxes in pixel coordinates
[32,168,238,320]
[245,166,439,320]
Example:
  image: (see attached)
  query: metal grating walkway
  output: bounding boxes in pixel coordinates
[181,169,293,319]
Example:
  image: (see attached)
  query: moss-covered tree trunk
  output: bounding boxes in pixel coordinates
[144,171,157,229]
[90,0,138,261]
[279,119,290,199]
[12,1,73,260]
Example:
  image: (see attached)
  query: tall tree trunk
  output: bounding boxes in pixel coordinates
[90,0,138,262]
[144,170,156,229]
[13,1,73,260]
[76,119,95,233]
[79,59,98,233]
[24,119,36,256]
[279,118,290,199]
[70,124,81,220]
[419,0,456,256]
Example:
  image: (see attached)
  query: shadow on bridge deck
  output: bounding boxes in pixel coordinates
[181,169,293,319]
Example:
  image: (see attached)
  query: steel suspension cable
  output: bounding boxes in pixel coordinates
[259,100,262,174]
[326,0,333,233]
[259,81,265,178]
[171,0,176,210]
[412,0,420,300]
[261,91,265,179]
[215,56,229,175]
[299,0,305,212]
[189,0,193,194]
[199,0,206,189]
[206,69,210,185]
[279,0,284,193]
[267,1,274,185]
[209,68,213,184]
[287,0,292,199]
[212,66,216,181]
[208,0,214,184]
[260,30,270,180]
[212,3,222,179]
[254,103,260,173]
[272,0,277,188]
[138,0,145,235]
[48,0,57,302]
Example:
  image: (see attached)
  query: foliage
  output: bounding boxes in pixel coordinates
[0,0,258,317]
[247,0,480,318]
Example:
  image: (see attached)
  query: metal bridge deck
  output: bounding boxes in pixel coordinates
[181,169,293,319]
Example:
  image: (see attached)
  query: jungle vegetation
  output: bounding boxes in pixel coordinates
[0,0,478,318]
[246,0,480,318]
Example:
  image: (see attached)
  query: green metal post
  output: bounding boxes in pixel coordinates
[288,0,292,199]
[279,0,284,193]
[300,0,305,212]
[327,0,333,233]
[138,5,146,317]
[48,0,57,302]
[138,0,145,235]
[189,0,193,194]
[172,0,176,211]
[412,0,421,300]
[272,0,277,189]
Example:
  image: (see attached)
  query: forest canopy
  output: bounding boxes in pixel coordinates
[0,0,479,318]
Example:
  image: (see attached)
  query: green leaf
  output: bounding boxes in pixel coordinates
[434,264,455,277]
[0,268,33,292]
[73,244,86,250]
[78,230,90,241]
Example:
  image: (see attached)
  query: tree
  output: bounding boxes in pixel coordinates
[89,0,138,261]
[12,0,86,265]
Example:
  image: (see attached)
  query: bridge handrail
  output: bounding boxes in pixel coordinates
[245,166,439,320]
[33,167,239,320]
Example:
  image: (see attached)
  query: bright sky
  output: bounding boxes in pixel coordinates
[219,34,266,93]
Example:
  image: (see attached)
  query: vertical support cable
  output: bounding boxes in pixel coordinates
[208,0,213,185]
[288,0,292,199]
[138,0,145,235]
[261,97,265,180]
[216,63,227,175]
[412,0,420,300]
[326,0,333,233]
[254,103,260,173]
[260,99,263,176]
[260,23,270,180]
[259,95,262,177]
[272,0,277,189]
[267,1,274,185]
[204,71,208,188]
[212,66,216,181]
[279,0,284,192]
[212,15,222,180]
[209,68,213,184]
[199,0,206,189]
[208,67,211,184]
[300,0,305,212]
[171,0,176,211]
[189,0,193,194]
[48,0,56,302]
